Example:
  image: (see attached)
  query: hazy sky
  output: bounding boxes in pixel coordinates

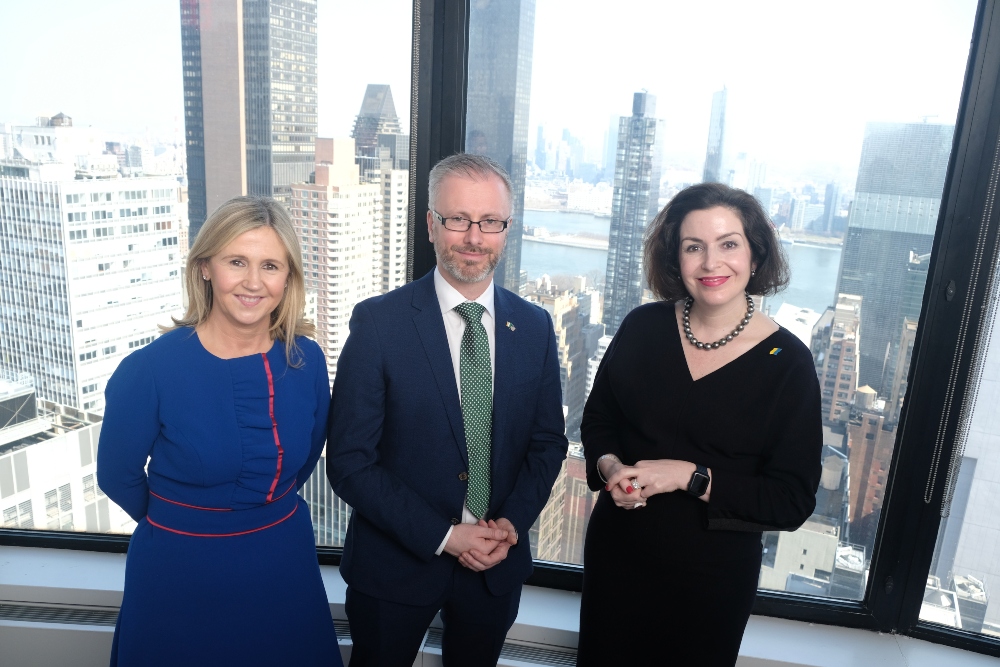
[0,0,978,187]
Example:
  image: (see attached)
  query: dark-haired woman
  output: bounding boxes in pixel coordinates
[577,183,822,666]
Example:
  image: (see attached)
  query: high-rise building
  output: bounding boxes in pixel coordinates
[180,0,318,243]
[1,119,185,411]
[847,410,896,526]
[374,146,409,295]
[702,87,727,183]
[525,287,587,439]
[530,445,596,565]
[603,116,619,181]
[788,196,809,231]
[351,84,402,150]
[881,250,931,420]
[289,138,380,381]
[821,183,841,234]
[534,125,546,170]
[602,92,664,335]
[586,335,613,401]
[466,0,535,291]
[835,122,953,392]
[814,294,863,424]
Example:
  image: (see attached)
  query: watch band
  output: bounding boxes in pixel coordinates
[687,464,710,497]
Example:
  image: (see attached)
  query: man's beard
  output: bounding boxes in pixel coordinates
[438,242,504,284]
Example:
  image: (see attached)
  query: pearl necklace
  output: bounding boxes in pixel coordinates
[683,293,754,350]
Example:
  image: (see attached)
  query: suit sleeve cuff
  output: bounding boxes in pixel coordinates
[435,525,454,556]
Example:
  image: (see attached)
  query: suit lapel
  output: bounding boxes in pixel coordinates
[491,285,516,472]
[411,273,469,467]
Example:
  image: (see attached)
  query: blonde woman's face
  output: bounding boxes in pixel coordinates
[202,226,290,336]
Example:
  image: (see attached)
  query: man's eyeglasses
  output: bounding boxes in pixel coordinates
[432,210,510,234]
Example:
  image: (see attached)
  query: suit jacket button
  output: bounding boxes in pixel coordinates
[458,472,469,481]
[450,518,460,525]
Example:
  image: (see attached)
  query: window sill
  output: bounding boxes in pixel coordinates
[0,545,997,667]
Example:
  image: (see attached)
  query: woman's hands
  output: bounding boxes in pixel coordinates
[603,459,711,508]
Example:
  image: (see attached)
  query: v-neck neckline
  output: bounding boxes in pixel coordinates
[670,304,783,383]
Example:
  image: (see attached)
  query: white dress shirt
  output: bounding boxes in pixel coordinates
[432,267,496,555]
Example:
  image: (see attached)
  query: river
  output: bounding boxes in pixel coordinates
[519,209,842,315]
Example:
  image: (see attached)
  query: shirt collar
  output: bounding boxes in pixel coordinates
[434,267,495,319]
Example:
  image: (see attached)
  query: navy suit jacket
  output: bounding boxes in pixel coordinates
[326,270,568,605]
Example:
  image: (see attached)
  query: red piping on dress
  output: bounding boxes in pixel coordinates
[261,353,284,503]
[149,490,230,511]
[149,481,294,511]
[146,504,297,537]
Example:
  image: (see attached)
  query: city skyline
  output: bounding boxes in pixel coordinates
[0,1,977,191]
[4,0,1000,637]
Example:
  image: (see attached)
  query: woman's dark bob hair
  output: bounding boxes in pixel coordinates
[643,182,789,301]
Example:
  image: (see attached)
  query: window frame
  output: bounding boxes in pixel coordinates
[2,0,1000,658]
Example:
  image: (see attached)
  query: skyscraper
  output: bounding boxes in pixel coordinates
[835,122,953,392]
[702,87,727,183]
[351,84,402,150]
[289,138,380,381]
[180,0,318,242]
[821,182,841,234]
[465,0,535,291]
[0,118,184,411]
[602,92,664,335]
[814,294,862,424]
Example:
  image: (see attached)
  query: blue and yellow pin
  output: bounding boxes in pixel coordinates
[769,347,783,355]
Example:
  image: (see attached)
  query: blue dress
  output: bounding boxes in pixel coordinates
[97,327,342,666]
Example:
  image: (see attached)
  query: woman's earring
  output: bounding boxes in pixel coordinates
[751,269,756,277]
[202,274,209,281]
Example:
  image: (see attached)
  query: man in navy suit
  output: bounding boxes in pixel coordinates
[327,153,568,666]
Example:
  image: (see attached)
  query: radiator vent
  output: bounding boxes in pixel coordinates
[424,628,576,666]
[0,603,118,627]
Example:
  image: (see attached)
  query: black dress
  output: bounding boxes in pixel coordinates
[577,302,822,666]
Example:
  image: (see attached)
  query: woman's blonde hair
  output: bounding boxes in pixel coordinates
[166,195,315,365]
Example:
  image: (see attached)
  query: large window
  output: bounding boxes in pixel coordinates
[0,0,413,547]
[920,270,1000,637]
[461,0,979,607]
[6,0,1000,659]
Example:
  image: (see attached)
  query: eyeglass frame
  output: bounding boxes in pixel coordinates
[431,209,511,234]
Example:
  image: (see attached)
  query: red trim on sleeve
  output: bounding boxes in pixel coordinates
[261,353,285,503]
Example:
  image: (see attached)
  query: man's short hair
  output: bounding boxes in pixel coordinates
[428,153,514,212]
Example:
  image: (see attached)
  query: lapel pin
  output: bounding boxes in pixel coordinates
[769,347,782,355]
[506,321,516,331]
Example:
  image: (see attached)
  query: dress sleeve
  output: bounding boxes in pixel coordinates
[580,317,629,491]
[96,351,160,522]
[298,341,331,489]
[706,354,823,531]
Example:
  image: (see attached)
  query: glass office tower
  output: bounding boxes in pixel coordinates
[602,91,664,336]
[466,0,535,292]
[835,122,953,393]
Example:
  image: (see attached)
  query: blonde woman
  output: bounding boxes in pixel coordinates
[98,196,342,666]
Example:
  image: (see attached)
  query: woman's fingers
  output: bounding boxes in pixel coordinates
[605,466,638,492]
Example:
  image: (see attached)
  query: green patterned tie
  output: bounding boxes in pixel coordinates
[454,301,492,519]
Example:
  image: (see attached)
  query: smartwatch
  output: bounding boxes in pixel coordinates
[687,464,710,497]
